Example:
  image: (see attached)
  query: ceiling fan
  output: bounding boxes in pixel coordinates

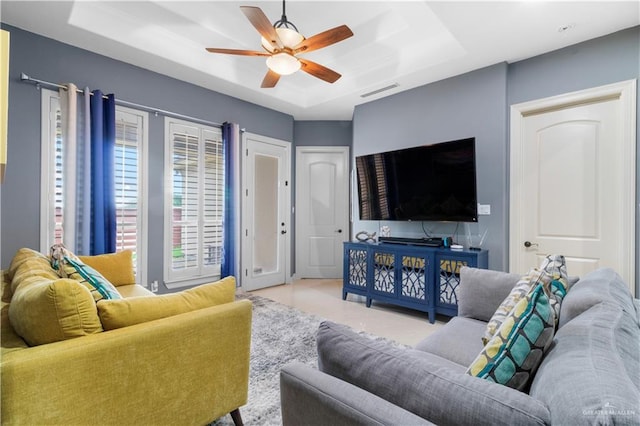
[205,1,354,88]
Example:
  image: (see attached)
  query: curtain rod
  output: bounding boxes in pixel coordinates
[20,72,223,129]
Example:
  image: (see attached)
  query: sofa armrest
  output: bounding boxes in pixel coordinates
[318,321,550,426]
[281,362,434,426]
[1,299,252,426]
[458,267,522,321]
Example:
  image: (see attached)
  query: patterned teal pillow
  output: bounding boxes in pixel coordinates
[467,283,555,390]
[539,254,569,324]
[62,256,122,301]
[483,254,568,343]
[50,244,121,302]
[482,268,542,344]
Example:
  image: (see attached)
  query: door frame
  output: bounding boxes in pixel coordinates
[509,79,636,292]
[241,132,292,290]
[294,146,350,279]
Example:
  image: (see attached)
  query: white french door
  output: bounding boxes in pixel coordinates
[241,133,291,291]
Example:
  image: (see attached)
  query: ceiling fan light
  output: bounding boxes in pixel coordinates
[266,52,301,75]
[261,27,304,51]
[276,27,304,48]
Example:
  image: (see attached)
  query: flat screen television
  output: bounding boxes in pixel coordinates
[355,138,478,222]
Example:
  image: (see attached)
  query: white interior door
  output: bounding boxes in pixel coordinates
[295,147,349,278]
[242,133,291,291]
[510,80,636,295]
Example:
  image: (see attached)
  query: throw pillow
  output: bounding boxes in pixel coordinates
[96,276,236,330]
[78,250,136,287]
[538,254,569,323]
[482,268,543,344]
[482,254,569,344]
[50,244,122,302]
[466,283,556,391]
[8,278,103,346]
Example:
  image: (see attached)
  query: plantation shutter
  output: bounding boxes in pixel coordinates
[114,110,142,269]
[167,121,223,282]
[202,129,224,268]
[53,98,64,245]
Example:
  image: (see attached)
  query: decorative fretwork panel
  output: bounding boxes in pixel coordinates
[373,256,395,294]
[439,259,468,304]
[401,256,427,301]
[347,248,368,288]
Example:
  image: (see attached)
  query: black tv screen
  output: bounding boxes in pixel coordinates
[356,138,478,222]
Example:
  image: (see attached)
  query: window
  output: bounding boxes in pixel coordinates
[40,90,148,285]
[164,118,223,287]
[114,107,149,284]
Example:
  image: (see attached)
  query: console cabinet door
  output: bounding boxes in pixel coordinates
[343,243,368,298]
[371,248,397,299]
[435,250,488,316]
[398,252,430,306]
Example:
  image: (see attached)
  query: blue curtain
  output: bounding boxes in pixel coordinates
[90,90,116,255]
[221,122,240,279]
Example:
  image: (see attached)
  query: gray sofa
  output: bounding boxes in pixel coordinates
[280,267,640,425]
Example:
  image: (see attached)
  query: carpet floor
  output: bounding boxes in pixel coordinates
[211,292,408,425]
[211,293,325,426]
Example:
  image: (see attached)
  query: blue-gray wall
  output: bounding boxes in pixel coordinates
[0,24,294,290]
[353,63,509,270]
[293,121,352,147]
[352,26,639,289]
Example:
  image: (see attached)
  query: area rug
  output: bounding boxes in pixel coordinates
[211,293,325,426]
[211,292,407,426]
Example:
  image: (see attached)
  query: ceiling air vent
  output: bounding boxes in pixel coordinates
[360,83,399,98]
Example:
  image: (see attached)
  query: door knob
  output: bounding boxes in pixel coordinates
[336,229,343,233]
[524,241,538,248]
[281,230,287,235]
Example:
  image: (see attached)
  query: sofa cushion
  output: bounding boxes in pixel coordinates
[1,272,29,354]
[467,284,555,391]
[8,278,103,346]
[458,267,521,322]
[559,267,636,328]
[414,316,487,367]
[96,276,236,330]
[116,284,155,298]
[8,248,60,294]
[78,250,136,287]
[317,321,551,426]
[530,301,640,425]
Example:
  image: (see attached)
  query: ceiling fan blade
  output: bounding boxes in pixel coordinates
[261,69,281,88]
[299,59,341,83]
[240,6,282,50]
[205,47,270,56]
[294,25,353,54]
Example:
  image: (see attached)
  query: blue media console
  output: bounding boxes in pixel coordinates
[343,241,488,323]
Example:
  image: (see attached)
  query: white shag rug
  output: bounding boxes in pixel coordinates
[211,293,408,426]
[211,293,324,426]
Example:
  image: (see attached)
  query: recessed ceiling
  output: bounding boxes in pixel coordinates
[1,1,638,120]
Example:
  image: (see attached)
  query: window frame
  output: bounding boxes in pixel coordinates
[163,117,224,289]
[39,89,149,286]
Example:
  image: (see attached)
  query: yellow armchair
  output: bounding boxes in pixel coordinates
[1,248,251,426]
